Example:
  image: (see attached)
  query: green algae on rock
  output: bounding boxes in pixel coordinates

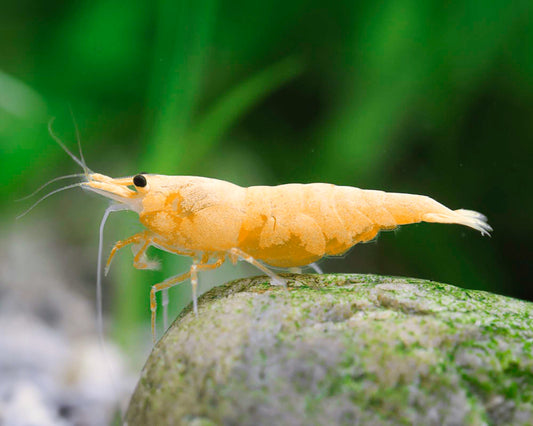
[126,274,533,426]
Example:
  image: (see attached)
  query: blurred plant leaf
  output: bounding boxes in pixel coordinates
[185,56,305,168]
[0,72,49,203]
[143,0,218,173]
[0,70,47,120]
[317,0,528,184]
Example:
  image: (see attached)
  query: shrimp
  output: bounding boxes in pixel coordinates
[85,173,491,339]
[22,123,492,341]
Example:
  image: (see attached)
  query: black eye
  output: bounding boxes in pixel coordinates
[133,174,147,187]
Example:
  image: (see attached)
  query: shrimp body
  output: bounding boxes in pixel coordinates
[83,172,491,340]
[127,177,490,267]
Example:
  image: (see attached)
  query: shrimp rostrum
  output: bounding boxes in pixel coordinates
[21,127,491,341]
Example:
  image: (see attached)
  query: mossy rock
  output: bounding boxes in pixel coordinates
[126,274,533,425]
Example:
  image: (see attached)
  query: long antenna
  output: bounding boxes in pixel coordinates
[96,203,129,422]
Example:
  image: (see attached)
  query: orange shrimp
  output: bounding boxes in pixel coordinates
[85,173,491,339]
[21,122,492,341]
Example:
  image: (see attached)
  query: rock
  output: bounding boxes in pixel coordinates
[125,274,533,426]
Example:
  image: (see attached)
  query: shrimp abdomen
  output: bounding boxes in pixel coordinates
[236,185,492,268]
[237,184,378,266]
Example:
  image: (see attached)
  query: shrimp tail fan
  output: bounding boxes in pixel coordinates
[422,209,493,236]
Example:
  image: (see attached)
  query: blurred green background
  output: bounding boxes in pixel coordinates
[1,0,532,352]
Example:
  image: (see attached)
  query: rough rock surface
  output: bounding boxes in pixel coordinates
[126,274,533,426]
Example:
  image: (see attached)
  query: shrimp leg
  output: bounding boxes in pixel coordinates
[150,255,226,342]
[108,233,195,330]
[309,262,323,274]
[228,248,286,286]
[131,239,161,270]
[150,271,191,342]
[105,231,151,275]
[106,232,195,274]
[190,256,225,315]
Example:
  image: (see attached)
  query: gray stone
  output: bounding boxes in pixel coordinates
[126,274,533,426]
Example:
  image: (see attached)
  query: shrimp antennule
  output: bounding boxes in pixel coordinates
[48,117,92,176]
[16,173,85,202]
[16,182,83,219]
[68,107,89,177]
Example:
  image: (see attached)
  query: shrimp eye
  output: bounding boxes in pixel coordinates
[133,174,147,188]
